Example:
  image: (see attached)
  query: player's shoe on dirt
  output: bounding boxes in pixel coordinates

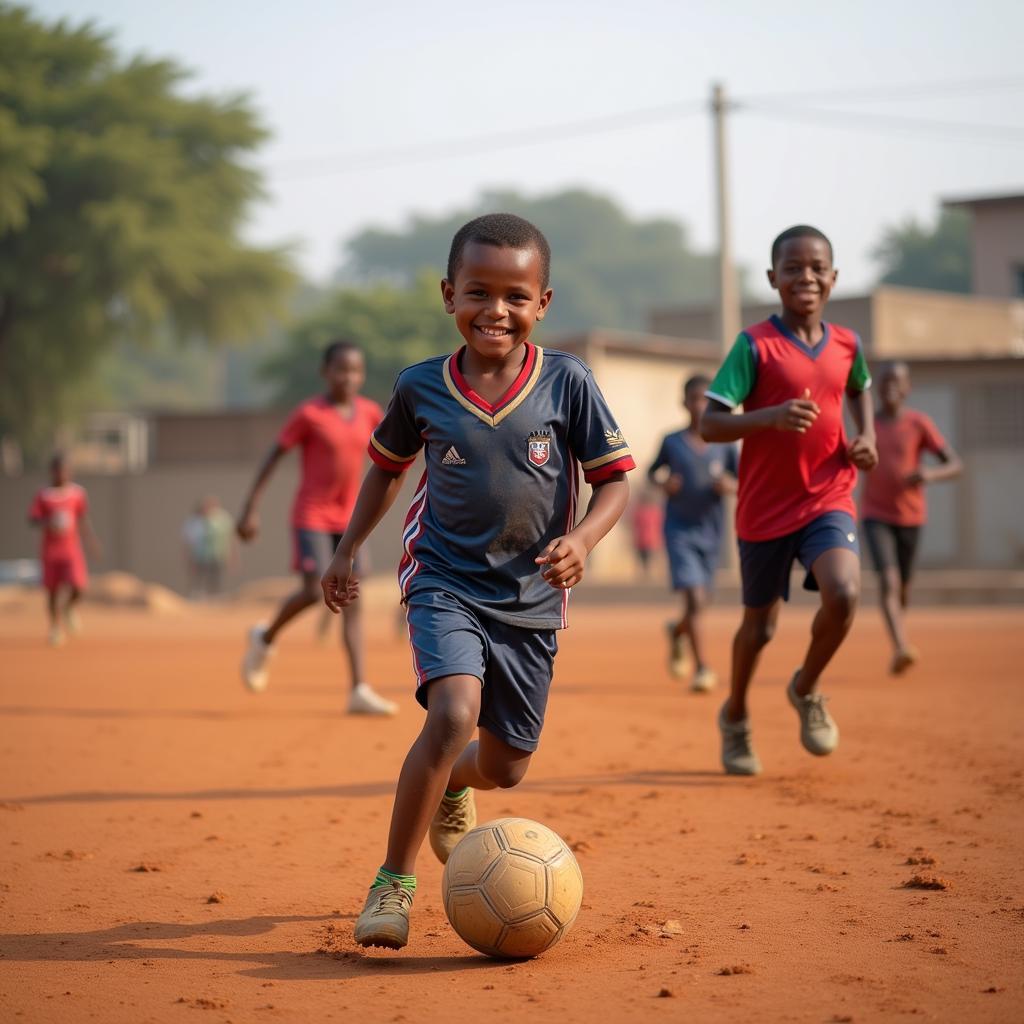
[429,788,476,864]
[718,703,762,775]
[890,646,919,676]
[48,625,65,648]
[666,622,692,680]
[690,667,717,693]
[348,682,398,716]
[786,672,839,756]
[241,624,272,693]
[353,880,413,950]
[65,608,82,636]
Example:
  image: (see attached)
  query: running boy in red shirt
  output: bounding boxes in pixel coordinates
[320,213,633,950]
[236,339,396,715]
[860,361,961,675]
[28,453,100,647]
[701,225,877,775]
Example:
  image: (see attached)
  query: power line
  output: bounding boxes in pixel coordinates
[744,75,1024,106]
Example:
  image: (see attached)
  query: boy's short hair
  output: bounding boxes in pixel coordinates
[879,359,910,379]
[322,338,362,367]
[447,213,551,289]
[684,373,711,396]
[770,225,833,266]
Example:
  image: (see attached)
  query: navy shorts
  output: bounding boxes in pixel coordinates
[664,524,720,591]
[863,519,921,585]
[405,591,558,752]
[292,528,365,577]
[739,511,860,608]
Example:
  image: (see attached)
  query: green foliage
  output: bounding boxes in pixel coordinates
[0,3,294,460]
[873,208,971,294]
[263,272,454,408]
[340,188,732,333]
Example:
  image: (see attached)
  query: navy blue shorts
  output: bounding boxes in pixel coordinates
[738,511,860,608]
[664,524,721,591]
[405,591,558,752]
[292,528,365,577]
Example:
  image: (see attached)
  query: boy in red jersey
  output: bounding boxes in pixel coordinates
[28,453,100,647]
[702,226,877,775]
[861,361,961,675]
[236,339,396,715]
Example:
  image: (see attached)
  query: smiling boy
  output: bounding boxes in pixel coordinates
[701,225,877,775]
[320,213,634,949]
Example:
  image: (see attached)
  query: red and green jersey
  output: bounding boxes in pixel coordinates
[706,315,871,541]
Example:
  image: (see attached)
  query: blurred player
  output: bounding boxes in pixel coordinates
[648,374,737,692]
[236,339,396,715]
[861,361,962,675]
[28,453,100,647]
[629,487,662,580]
[321,214,634,949]
[701,225,877,775]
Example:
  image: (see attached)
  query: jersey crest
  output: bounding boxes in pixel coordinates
[527,432,551,467]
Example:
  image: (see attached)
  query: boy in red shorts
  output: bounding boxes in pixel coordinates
[28,453,101,647]
[701,225,878,775]
[236,339,396,715]
[861,361,962,675]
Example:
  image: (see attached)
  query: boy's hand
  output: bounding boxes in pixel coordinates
[773,388,819,433]
[236,509,259,542]
[662,474,683,496]
[847,434,878,470]
[535,533,589,590]
[904,468,927,486]
[321,549,360,612]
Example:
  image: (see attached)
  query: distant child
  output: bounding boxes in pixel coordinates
[860,361,962,674]
[28,453,100,647]
[320,213,634,950]
[701,225,878,775]
[648,375,737,692]
[630,488,663,580]
[236,339,396,715]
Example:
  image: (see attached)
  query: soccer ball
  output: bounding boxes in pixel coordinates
[441,817,583,958]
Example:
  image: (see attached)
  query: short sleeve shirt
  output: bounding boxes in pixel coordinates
[278,395,383,532]
[368,343,636,629]
[706,316,871,541]
[648,431,738,543]
[29,484,87,562]
[861,409,947,526]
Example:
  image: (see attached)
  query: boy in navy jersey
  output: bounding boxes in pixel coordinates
[321,213,634,949]
[701,226,877,775]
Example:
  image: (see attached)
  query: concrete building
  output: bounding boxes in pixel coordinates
[944,192,1024,300]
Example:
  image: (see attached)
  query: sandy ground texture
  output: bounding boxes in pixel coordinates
[1,596,1022,1023]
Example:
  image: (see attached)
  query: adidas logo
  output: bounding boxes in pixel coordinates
[441,445,466,466]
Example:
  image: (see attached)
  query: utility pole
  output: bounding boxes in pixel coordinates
[712,82,741,354]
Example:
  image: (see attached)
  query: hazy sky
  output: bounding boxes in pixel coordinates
[29,0,1024,303]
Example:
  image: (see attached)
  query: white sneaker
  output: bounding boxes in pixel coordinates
[65,608,82,635]
[691,667,718,693]
[241,624,272,692]
[48,625,65,648]
[348,682,398,716]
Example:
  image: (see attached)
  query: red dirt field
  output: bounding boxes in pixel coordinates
[1,597,1022,1023]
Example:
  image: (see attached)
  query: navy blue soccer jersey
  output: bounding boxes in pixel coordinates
[368,343,635,629]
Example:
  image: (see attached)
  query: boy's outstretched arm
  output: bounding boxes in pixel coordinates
[535,473,629,589]
[321,464,406,611]
[908,444,963,486]
[845,387,878,470]
[700,391,820,443]
[236,444,287,541]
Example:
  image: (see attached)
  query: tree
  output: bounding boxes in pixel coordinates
[339,188,735,334]
[0,4,293,459]
[873,208,971,294]
[263,272,453,408]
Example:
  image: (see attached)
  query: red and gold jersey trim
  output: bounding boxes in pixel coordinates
[442,344,545,428]
[368,435,418,472]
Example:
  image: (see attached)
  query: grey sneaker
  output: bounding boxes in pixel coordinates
[786,672,839,756]
[353,880,413,950]
[428,788,476,864]
[718,704,762,775]
[666,622,692,680]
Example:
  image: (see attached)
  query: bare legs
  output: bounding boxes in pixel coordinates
[878,566,911,656]
[671,586,708,670]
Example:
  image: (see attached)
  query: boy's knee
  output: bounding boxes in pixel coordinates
[480,758,529,790]
[426,696,478,751]
[741,614,775,649]
[824,577,859,618]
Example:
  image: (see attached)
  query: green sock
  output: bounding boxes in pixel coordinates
[444,786,469,801]
[372,866,416,893]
